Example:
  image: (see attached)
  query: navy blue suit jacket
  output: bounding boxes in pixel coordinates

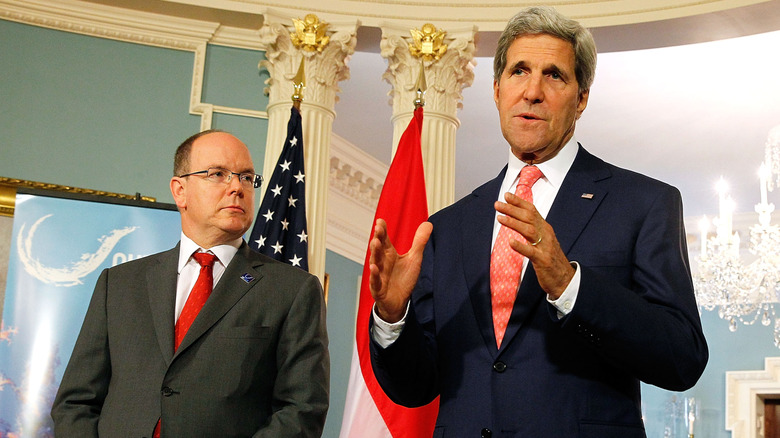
[370,146,708,437]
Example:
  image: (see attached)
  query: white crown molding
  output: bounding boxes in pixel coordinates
[327,133,387,263]
[159,0,771,31]
[0,0,218,49]
[211,25,265,50]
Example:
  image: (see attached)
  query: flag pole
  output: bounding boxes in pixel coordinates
[413,58,427,109]
[292,56,305,109]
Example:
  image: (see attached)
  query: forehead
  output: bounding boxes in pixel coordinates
[506,34,576,70]
[190,132,253,168]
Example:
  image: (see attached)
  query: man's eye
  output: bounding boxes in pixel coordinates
[239,174,253,183]
[210,169,226,178]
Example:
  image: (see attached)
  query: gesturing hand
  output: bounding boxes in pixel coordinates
[495,192,575,299]
[368,219,433,323]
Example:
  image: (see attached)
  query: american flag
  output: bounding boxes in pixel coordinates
[249,106,308,271]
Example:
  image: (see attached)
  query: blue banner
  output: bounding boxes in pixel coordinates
[0,191,180,437]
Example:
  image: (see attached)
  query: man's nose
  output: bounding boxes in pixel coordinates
[227,174,244,194]
[523,74,544,103]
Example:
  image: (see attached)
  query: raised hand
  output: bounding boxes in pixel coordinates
[368,218,433,323]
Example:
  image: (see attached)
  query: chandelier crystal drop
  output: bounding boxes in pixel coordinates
[694,124,780,347]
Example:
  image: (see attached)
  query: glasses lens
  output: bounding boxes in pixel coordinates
[207,168,227,183]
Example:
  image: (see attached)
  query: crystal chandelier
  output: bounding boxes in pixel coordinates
[694,125,780,346]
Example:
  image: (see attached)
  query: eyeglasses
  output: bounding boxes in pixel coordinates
[178,167,263,189]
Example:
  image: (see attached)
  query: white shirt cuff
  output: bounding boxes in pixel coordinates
[371,303,409,348]
[547,261,581,318]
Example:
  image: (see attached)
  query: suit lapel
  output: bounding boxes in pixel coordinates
[545,145,610,254]
[147,246,179,365]
[173,242,264,357]
[499,146,611,353]
[463,168,506,357]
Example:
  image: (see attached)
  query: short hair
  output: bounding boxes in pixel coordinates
[173,129,225,176]
[493,6,597,93]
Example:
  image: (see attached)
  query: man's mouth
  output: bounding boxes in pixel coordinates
[223,205,245,213]
[518,112,541,120]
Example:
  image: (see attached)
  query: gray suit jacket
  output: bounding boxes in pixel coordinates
[51,242,329,437]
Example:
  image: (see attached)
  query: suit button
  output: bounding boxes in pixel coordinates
[481,428,492,438]
[161,387,174,397]
[492,361,507,373]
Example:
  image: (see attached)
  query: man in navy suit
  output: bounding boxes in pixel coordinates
[368,6,708,437]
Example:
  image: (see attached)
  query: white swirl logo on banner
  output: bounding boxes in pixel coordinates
[16,214,138,287]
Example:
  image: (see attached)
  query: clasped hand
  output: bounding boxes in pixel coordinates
[495,191,574,299]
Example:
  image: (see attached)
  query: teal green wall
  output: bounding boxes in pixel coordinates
[0,20,269,204]
[1,20,198,202]
[203,44,270,112]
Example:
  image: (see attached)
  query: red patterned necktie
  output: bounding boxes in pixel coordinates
[490,165,543,348]
[175,252,217,351]
[153,251,217,438]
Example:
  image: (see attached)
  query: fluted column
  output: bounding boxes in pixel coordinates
[259,15,358,281]
[381,24,476,213]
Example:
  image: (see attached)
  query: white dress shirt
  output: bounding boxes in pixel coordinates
[372,138,583,347]
[175,233,241,323]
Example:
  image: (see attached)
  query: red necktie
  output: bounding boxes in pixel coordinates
[490,165,543,348]
[175,252,217,351]
[153,251,217,438]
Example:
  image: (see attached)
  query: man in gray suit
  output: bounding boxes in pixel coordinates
[51,130,329,437]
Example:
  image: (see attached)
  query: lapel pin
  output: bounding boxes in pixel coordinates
[240,273,254,283]
[581,193,594,199]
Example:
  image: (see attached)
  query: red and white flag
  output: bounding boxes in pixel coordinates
[340,106,439,437]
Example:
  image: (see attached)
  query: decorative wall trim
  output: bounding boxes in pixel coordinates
[726,356,780,438]
[327,133,387,263]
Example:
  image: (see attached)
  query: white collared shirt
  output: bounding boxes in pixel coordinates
[495,137,581,316]
[175,232,241,322]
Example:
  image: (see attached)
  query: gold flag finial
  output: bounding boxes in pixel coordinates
[292,56,305,108]
[413,59,427,109]
[291,14,330,52]
[409,23,447,62]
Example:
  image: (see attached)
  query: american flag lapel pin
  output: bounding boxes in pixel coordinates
[240,273,254,283]
[581,193,594,199]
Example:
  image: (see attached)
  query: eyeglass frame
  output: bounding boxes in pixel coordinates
[178,167,263,189]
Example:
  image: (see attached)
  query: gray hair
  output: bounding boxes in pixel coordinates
[493,6,597,93]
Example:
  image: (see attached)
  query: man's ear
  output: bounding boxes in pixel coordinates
[575,89,589,120]
[493,78,501,108]
[170,177,187,209]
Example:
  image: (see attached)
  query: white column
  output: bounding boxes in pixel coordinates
[259,15,358,281]
[380,24,476,213]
